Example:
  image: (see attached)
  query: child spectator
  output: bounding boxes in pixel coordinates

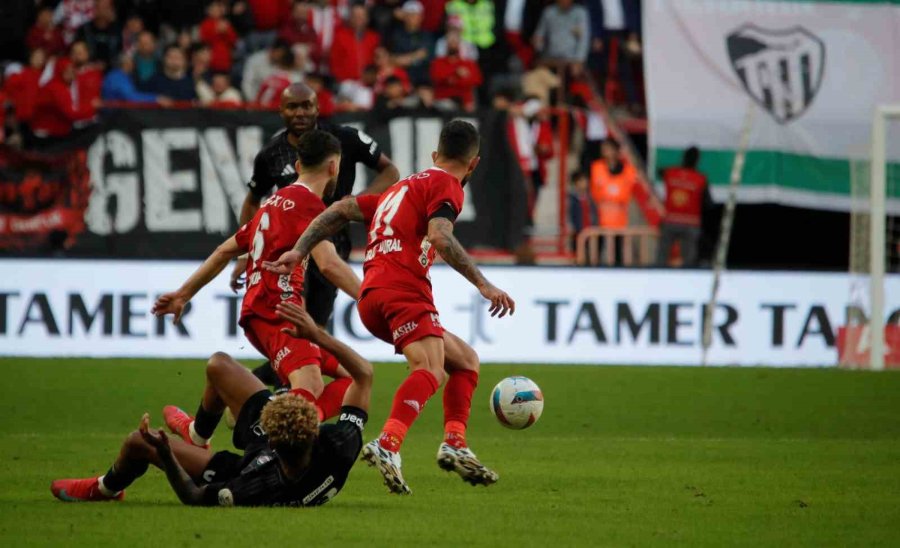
[197,72,243,106]
[199,1,239,74]
[329,4,381,82]
[26,7,66,56]
[568,171,598,250]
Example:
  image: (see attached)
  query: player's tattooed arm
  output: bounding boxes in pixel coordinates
[263,198,365,275]
[139,414,209,506]
[427,218,516,318]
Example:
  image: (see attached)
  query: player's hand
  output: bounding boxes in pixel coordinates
[263,250,303,275]
[139,413,172,455]
[151,292,188,324]
[479,283,516,318]
[276,302,320,340]
[230,255,248,293]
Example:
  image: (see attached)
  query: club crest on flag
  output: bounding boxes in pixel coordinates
[726,24,826,124]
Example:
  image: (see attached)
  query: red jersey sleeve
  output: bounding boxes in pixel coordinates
[425,174,464,220]
[234,222,252,251]
[356,194,381,225]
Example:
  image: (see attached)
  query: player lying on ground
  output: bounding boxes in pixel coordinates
[231,82,400,390]
[51,303,372,507]
[266,120,515,494]
[153,131,360,435]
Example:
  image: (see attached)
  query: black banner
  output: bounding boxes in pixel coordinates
[24,107,528,258]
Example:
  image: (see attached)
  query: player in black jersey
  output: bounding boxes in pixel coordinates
[50,303,372,507]
[233,82,399,388]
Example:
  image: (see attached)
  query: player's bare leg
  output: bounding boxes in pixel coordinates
[438,330,499,486]
[165,352,267,449]
[51,416,215,502]
[362,336,447,494]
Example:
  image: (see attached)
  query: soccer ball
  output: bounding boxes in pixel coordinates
[489,376,544,429]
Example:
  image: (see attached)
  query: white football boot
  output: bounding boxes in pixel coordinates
[361,439,412,495]
[436,443,499,486]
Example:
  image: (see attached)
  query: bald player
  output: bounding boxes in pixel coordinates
[234,83,400,387]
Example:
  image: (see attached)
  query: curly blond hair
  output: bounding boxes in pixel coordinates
[260,394,319,453]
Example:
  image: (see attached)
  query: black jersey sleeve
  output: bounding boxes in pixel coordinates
[248,151,278,199]
[319,406,367,466]
[341,126,382,169]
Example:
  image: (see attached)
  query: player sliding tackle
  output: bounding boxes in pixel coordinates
[266,120,515,494]
[51,303,373,507]
[152,131,360,445]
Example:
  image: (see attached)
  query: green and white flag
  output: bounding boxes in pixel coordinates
[645,0,900,210]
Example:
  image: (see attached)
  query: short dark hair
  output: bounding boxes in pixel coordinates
[384,75,403,86]
[570,171,587,184]
[683,146,700,168]
[603,138,620,150]
[437,120,480,162]
[296,130,341,169]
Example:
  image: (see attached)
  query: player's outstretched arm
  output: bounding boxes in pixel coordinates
[276,302,372,412]
[310,240,362,299]
[427,217,516,318]
[152,235,245,323]
[139,414,209,506]
[263,198,366,275]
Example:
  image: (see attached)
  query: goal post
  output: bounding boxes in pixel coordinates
[867,104,900,370]
[844,104,900,370]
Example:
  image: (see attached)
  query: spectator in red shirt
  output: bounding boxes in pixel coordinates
[29,58,93,147]
[656,146,711,267]
[199,1,239,73]
[70,40,104,128]
[279,1,320,65]
[249,0,292,32]
[429,28,481,111]
[3,48,47,128]
[329,4,381,82]
[372,46,411,95]
[305,73,335,117]
[26,7,66,56]
[421,0,450,33]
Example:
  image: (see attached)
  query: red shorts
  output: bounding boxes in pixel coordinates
[243,316,322,386]
[357,287,444,353]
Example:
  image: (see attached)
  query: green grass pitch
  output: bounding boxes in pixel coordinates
[1,358,899,547]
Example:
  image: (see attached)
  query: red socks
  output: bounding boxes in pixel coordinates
[318,377,352,420]
[289,387,325,422]
[443,369,478,448]
[378,369,440,452]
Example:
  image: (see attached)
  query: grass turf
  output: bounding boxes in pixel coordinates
[0,359,899,547]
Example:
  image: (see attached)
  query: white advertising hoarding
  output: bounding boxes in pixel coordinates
[1,260,897,366]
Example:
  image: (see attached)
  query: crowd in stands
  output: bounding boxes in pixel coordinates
[0,0,643,148]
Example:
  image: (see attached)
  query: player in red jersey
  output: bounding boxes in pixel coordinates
[152,130,361,448]
[266,120,515,494]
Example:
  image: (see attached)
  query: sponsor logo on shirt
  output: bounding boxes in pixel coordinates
[392,321,418,342]
[278,274,293,300]
[302,475,334,505]
[273,346,291,370]
[430,313,442,328]
[339,412,365,430]
[364,238,403,261]
[281,164,296,176]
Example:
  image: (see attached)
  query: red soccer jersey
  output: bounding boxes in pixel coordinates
[234,183,326,325]
[356,167,465,300]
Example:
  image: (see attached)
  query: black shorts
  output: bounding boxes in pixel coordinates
[303,231,351,326]
[201,389,273,484]
[232,389,273,451]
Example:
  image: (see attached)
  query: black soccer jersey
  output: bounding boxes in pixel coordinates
[248,122,383,207]
[202,406,367,507]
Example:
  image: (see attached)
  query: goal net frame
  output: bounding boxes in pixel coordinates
[864,104,900,370]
